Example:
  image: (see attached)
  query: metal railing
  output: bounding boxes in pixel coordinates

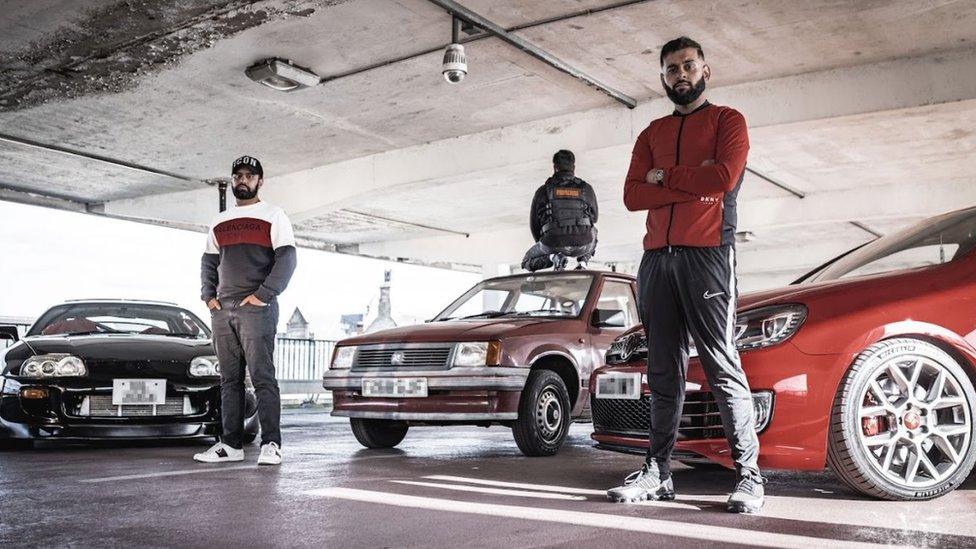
[274,336,335,392]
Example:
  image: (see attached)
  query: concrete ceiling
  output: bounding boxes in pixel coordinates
[2,0,976,290]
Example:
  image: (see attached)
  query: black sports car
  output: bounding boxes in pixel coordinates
[0,300,257,448]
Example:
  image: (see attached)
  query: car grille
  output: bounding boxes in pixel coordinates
[353,344,454,371]
[84,395,188,417]
[591,392,725,441]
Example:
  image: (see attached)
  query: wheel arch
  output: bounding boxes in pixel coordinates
[529,351,580,409]
[849,320,976,386]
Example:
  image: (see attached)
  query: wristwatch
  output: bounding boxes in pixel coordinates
[648,168,665,185]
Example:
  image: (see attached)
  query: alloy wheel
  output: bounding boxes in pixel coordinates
[857,355,972,488]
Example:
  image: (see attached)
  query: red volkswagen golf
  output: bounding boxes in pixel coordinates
[590,206,976,501]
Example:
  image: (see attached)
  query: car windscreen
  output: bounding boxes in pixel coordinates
[434,274,594,321]
[28,303,211,339]
[803,207,976,283]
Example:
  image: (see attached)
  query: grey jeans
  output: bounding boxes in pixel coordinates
[211,298,281,449]
[521,230,598,271]
[637,245,761,480]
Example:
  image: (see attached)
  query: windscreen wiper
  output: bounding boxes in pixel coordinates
[63,330,118,336]
[438,311,507,321]
[504,309,570,317]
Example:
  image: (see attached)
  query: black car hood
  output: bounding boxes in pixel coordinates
[6,334,213,362]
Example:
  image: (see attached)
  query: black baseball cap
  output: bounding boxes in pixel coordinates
[232,155,263,177]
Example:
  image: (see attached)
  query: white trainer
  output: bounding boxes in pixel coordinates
[257,442,282,466]
[193,442,244,463]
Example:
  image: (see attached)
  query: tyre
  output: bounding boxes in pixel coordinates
[827,338,976,500]
[350,418,408,449]
[243,411,260,445]
[513,369,572,457]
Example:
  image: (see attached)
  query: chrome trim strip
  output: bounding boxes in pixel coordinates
[332,410,518,421]
[323,377,526,391]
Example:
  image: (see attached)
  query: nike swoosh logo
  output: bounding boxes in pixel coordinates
[703,291,725,300]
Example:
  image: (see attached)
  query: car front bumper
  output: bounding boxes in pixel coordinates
[0,376,227,440]
[588,341,852,470]
[323,367,529,421]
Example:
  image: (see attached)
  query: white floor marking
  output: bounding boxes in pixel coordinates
[422,475,702,510]
[390,480,585,501]
[304,487,906,549]
[422,475,606,496]
[80,465,257,483]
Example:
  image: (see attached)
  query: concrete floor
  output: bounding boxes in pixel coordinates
[2,411,975,548]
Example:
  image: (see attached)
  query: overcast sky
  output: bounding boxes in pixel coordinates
[0,201,479,339]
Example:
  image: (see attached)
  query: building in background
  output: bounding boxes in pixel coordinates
[339,314,364,336]
[365,270,396,333]
[284,307,313,339]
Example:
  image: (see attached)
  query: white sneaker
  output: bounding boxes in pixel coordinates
[193,442,244,463]
[257,442,282,466]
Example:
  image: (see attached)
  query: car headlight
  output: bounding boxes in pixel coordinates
[189,356,220,377]
[452,341,501,367]
[734,304,807,351]
[605,304,808,364]
[20,354,87,378]
[331,346,356,370]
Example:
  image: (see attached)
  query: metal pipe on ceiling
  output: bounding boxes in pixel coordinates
[320,1,651,86]
[342,209,469,237]
[744,166,806,199]
[424,0,638,108]
[850,220,883,238]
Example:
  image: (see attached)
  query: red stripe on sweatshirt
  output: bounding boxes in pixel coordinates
[213,217,272,248]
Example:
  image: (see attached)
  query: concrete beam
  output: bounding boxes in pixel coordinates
[264,46,976,223]
[0,184,89,213]
[93,47,976,269]
[358,175,971,265]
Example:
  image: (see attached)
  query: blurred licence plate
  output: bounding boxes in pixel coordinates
[595,373,641,400]
[112,379,166,405]
[362,378,428,398]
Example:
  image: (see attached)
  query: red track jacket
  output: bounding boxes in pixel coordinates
[623,102,749,250]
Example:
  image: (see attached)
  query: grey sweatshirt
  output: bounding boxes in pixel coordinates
[201,201,297,303]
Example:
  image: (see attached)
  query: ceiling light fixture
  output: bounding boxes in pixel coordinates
[245,58,321,92]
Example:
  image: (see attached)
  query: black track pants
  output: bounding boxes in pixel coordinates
[637,245,760,479]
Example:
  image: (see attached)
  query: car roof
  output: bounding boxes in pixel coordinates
[59,299,181,307]
[483,269,635,283]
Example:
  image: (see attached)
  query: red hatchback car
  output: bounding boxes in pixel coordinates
[590,206,976,501]
[324,271,639,456]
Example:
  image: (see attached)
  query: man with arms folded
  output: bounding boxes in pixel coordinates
[605,37,764,514]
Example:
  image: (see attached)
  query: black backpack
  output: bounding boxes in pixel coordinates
[541,176,594,242]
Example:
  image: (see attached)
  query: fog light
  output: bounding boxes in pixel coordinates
[21,388,49,399]
[752,391,773,433]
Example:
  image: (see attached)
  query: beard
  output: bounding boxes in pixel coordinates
[232,184,258,200]
[663,76,706,106]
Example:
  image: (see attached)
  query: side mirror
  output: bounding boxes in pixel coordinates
[0,326,19,342]
[591,309,625,329]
